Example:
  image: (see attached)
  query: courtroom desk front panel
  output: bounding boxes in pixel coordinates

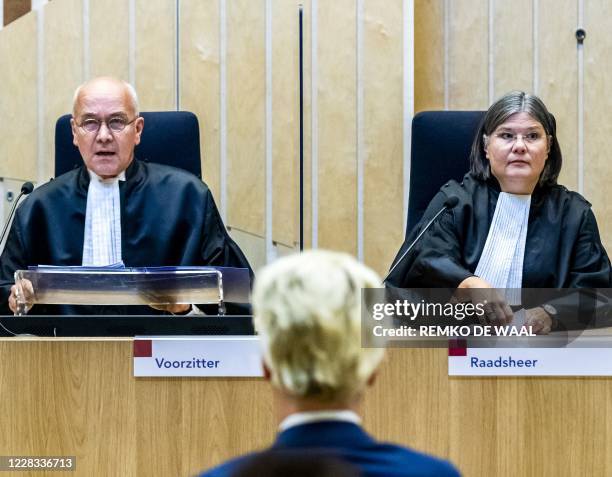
[0,341,610,476]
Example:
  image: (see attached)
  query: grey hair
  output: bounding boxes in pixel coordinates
[252,250,385,403]
[72,78,140,116]
[469,90,562,187]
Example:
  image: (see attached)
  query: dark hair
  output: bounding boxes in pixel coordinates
[469,91,562,187]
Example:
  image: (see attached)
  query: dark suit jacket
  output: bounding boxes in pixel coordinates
[197,420,461,477]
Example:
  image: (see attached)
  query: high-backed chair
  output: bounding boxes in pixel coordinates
[406,110,485,235]
[54,111,202,178]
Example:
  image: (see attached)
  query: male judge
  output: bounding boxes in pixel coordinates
[0,76,251,315]
[198,250,461,477]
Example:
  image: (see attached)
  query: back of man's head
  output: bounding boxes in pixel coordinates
[252,250,384,403]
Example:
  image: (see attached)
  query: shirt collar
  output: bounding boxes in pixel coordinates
[87,169,126,184]
[278,410,361,432]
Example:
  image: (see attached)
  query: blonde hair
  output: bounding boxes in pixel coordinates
[253,250,385,402]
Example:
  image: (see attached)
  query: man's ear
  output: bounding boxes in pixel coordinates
[262,361,271,381]
[71,118,79,147]
[366,370,379,387]
[133,116,145,146]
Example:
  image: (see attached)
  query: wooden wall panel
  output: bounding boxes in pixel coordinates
[521,379,607,476]
[363,0,404,276]
[271,0,300,248]
[608,385,612,476]
[135,0,175,110]
[68,341,138,475]
[179,0,221,198]
[493,0,532,98]
[178,379,275,474]
[414,0,444,112]
[43,0,83,181]
[135,378,184,475]
[0,13,37,180]
[448,0,488,109]
[316,0,357,254]
[494,380,524,474]
[584,0,612,252]
[89,0,129,79]
[448,376,612,477]
[539,0,578,192]
[226,0,266,236]
[363,348,452,458]
[0,341,138,476]
[448,379,498,475]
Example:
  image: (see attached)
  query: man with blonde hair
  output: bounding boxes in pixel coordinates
[199,250,460,476]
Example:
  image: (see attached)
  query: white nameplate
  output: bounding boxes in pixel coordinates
[133,336,263,377]
[449,345,612,376]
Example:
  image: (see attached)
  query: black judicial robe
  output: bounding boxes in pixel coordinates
[0,159,253,315]
[387,173,611,290]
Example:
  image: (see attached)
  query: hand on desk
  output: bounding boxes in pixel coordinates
[524,307,553,334]
[9,279,34,315]
[149,303,192,315]
[455,276,514,325]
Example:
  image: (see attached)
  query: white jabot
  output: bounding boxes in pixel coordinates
[278,410,361,432]
[475,192,531,305]
[82,170,126,266]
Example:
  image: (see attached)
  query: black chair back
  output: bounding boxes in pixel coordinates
[54,111,202,178]
[407,110,485,234]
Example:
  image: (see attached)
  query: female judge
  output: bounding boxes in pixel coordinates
[386,91,611,333]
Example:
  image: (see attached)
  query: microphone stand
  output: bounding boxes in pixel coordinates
[383,196,459,283]
[0,182,34,247]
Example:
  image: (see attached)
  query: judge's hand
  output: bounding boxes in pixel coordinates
[524,307,553,335]
[8,279,34,315]
[455,276,514,325]
[149,303,192,315]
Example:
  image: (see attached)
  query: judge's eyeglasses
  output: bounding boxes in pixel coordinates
[486,130,550,149]
[76,116,139,134]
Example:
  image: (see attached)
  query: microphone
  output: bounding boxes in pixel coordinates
[383,196,459,283]
[21,182,34,195]
[0,182,34,247]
